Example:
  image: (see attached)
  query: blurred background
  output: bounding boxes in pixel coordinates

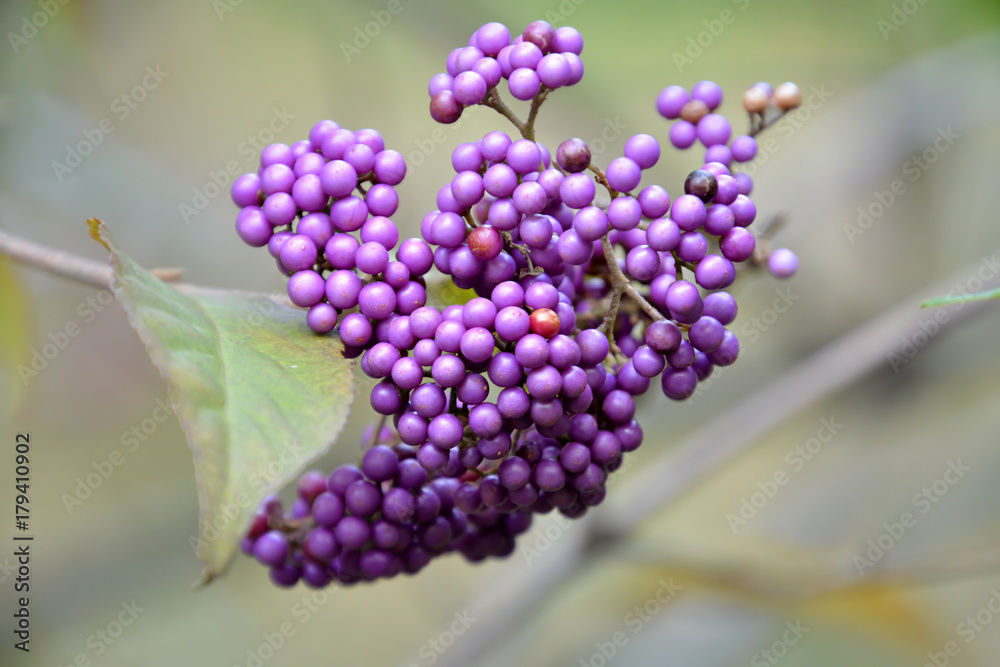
[2,0,1000,665]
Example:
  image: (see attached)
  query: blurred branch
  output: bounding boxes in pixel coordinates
[869,543,1000,589]
[434,249,1000,667]
[612,538,1000,599]
[748,213,788,267]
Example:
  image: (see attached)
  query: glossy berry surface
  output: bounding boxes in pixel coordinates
[234,20,800,588]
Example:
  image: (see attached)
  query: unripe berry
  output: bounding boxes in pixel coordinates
[468,226,503,261]
[529,308,560,338]
[774,82,801,111]
[680,99,709,124]
[743,86,769,114]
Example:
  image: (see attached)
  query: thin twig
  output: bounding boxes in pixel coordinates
[367,413,388,450]
[501,231,536,276]
[756,212,789,239]
[598,283,623,334]
[587,164,615,198]
[523,86,552,141]
[601,235,667,325]
[0,230,113,289]
[480,88,528,138]
[622,284,664,322]
[0,229,293,305]
[748,107,791,138]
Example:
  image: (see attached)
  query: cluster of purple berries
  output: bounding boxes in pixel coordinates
[241,439,532,587]
[656,80,801,195]
[429,20,584,124]
[235,19,801,588]
[232,120,427,337]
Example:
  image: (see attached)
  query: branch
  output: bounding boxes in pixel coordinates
[0,229,291,305]
[433,248,1000,667]
[610,538,1000,599]
[523,86,552,141]
[480,88,529,139]
[0,230,187,288]
[0,229,114,289]
[748,107,791,138]
[600,235,667,324]
[587,163,615,198]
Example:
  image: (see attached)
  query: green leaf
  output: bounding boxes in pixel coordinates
[0,257,33,411]
[921,287,1000,308]
[87,219,354,583]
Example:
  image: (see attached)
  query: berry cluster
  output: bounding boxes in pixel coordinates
[429,20,584,124]
[232,120,425,336]
[234,19,800,588]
